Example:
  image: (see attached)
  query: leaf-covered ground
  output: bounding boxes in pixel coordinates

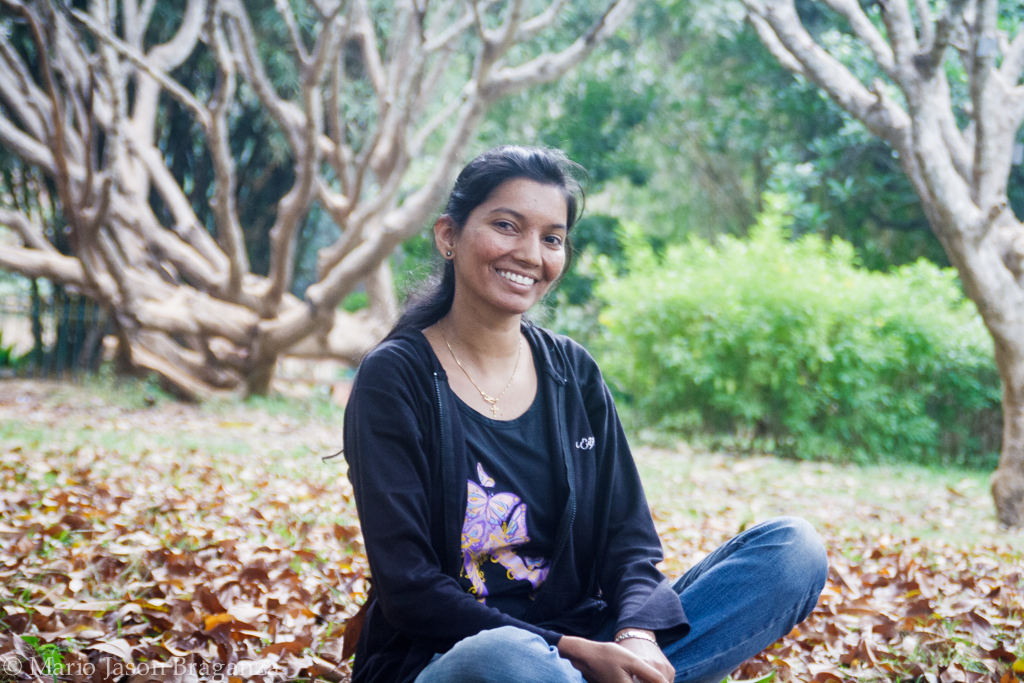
[0,379,1022,683]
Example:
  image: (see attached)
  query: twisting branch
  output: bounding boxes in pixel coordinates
[223,0,303,136]
[743,0,908,149]
[275,0,311,65]
[1002,30,1024,86]
[125,131,229,277]
[820,0,895,76]
[875,0,918,71]
[0,208,56,252]
[206,5,250,300]
[913,0,970,77]
[517,0,569,42]
[69,7,211,130]
[352,0,386,97]
[485,0,637,99]
[968,0,1009,212]
[0,0,638,398]
[747,12,805,75]
[0,40,50,141]
[912,0,934,51]
[262,13,342,312]
[424,0,495,52]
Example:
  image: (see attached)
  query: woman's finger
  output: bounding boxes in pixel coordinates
[627,658,671,683]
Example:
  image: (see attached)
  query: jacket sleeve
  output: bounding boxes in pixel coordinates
[578,350,690,643]
[343,348,564,649]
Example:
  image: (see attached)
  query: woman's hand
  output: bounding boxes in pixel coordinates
[557,634,673,683]
[615,632,675,683]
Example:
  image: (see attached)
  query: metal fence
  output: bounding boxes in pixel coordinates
[0,284,110,380]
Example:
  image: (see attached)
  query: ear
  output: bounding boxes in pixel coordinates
[433,215,457,257]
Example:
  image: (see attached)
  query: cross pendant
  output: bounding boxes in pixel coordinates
[484,397,499,417]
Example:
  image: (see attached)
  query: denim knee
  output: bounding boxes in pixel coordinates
[758,516,829,613]
[431,626,577,683]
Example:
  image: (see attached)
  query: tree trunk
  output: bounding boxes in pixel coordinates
[993,379,1024,526]
[743,0,1024,525]
[246,362,277,399]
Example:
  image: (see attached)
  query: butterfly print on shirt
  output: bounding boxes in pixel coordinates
[460,462,550,600]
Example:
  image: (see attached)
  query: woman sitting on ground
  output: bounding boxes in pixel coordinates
[342,145,828,683]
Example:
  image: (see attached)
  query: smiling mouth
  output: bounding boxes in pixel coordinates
[497,269,537,286]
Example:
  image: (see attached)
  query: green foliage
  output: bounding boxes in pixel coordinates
[594,194,1001,466]
[340,291,368,312]
[0,331,20,368]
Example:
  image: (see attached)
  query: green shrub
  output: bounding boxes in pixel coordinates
[593,195,1001,466]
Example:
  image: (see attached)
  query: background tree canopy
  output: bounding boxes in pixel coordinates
[467,0,967,277]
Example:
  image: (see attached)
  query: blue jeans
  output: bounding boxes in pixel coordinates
[414,516,828,683]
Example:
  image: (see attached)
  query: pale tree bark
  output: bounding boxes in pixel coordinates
[0,0,637,399]
[742,0,1024,526]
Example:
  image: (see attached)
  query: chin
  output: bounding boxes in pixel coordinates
[487,292,542,316]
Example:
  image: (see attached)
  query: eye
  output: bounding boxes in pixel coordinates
[494,220,516,231]
[545,235,563,246]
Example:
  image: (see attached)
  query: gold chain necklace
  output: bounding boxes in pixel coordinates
[439,321,522,418]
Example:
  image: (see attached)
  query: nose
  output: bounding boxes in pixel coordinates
[514,230,543,267]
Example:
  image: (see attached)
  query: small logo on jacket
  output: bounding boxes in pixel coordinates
[575,436,595,450]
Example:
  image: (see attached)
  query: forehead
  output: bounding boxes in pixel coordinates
[477,178,568,225]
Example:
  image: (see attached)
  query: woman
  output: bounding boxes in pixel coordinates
[343,146,828,683]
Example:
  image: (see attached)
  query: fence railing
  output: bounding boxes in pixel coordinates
[0,284,110,380]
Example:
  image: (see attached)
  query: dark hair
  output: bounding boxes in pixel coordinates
[383,146,585,340]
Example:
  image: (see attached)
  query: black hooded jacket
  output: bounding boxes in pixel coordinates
[342,324,689,683]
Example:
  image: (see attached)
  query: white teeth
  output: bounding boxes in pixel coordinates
[498,270,535,286]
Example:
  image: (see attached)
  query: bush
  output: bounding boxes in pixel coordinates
[593,195,1002,466]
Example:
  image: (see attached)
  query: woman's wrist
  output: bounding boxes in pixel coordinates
[614,628,657,645]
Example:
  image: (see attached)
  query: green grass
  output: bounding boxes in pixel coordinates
[631,440,1016,550]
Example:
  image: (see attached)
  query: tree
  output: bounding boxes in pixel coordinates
[740,0,1024,526]
[0,0,635,398]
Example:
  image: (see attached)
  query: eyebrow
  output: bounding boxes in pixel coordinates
[487,207,567,230]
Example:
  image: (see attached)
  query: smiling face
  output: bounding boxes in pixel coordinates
[437,177,569,317]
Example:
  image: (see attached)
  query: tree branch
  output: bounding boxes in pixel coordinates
[262,14,342,312]
[223,0,305,137]
[206,7,250,299]
[747,12,805,75]
[424,1,495,52]
[744,0,909,149]
[274,0,310,65]
[913,0,969,77]
[352,0,386,97]
[876,0,918,71]
[1002,29,1024,86]
[410,86,468,155]
[129,0,206,151]
[109,197,223,292]
[516,0,568,43]
[69,7,211,131]
[0,207,55,252]
[820,0,895,76]
[969,0,1010,212]
[0,242,89,286]
[912,0,933,51]
[484,0,638,100]
[126,132,230,279]
[0,39,50,141]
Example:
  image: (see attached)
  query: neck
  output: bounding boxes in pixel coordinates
[442,290,522,362]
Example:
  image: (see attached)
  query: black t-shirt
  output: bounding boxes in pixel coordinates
[453,385,566,620]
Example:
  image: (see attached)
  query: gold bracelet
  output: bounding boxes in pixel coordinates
[614,630,657,645]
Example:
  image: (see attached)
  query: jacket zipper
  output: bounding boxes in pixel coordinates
[549,383,577,572]
[434,371,461,576]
